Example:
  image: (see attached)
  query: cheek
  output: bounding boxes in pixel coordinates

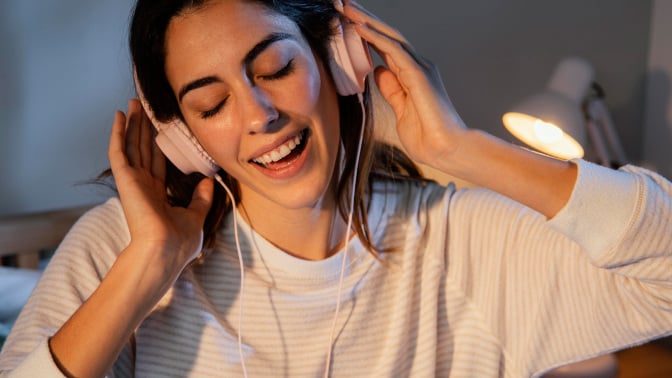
[285,61,341,142]
[271,67,322,114]
[189,122,240,168]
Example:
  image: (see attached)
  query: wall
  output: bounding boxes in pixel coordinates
[0,0,135,216]
[643,0,672,179]
[364,0,652,165]
[0,0,656,216]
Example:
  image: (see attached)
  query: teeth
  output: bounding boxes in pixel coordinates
[253,132,303,166]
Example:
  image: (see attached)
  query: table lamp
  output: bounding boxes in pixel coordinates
[502,56,627,167]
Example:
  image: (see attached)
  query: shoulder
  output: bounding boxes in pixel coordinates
[65,197,129,248]
[369,176,541,233]
[369,177,455,218]
[71,196,127,233]
[48,197,130,278]
[0,199,130,372]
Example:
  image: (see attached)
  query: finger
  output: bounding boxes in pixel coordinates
[125,99,143,167]
[344,4,430,75]
[351,20,415,71]
[374,66,406,120]
[189,177,214,221]
[353,21,437,99]
[344,1,411,49]
[109,110,129,173]
[139,101,153,169]
[151,134,166,183]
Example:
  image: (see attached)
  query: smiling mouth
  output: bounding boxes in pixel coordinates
[251,129,309,169]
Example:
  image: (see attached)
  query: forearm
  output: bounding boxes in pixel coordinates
[434,129,577,219]
[49,243,177,378]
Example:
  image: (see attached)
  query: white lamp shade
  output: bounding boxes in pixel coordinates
[503,91,586,160]
[503,57,594,160]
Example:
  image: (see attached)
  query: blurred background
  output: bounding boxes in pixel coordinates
[1,0,670,216]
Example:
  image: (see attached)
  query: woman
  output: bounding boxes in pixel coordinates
[1,0,671,377]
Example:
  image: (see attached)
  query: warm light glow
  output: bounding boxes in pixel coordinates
[502,112,584,160]
[533,120,563,144]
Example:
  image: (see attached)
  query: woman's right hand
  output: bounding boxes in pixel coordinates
[109,99,214,275]
[47,101,214,378]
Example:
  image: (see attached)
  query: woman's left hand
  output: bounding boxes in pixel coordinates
[343,1,467,169]
[343,1,578,218]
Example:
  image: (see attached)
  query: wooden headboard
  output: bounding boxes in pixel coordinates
[0,205,93,269]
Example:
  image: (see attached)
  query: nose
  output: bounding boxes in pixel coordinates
[239,85,279,134]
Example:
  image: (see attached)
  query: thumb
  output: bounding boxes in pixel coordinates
[374,66,407,120]
[189,177,215,220]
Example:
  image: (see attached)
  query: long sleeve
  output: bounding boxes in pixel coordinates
[443,160,672,377]
[0,198,134,378]
[550,161,671,275]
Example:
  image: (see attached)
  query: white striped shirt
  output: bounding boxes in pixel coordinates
[2,160,672,377]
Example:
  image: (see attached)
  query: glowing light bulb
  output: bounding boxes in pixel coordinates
[533,119,563,144]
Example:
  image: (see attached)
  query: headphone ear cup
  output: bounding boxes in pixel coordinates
[133,69,219,177]
[343,22,374,89]
[329,1,373,95]
[153,118,220,177]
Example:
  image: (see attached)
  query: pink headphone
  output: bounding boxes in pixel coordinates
[135,0,373,177]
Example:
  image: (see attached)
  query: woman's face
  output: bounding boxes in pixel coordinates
[164,0,341,215]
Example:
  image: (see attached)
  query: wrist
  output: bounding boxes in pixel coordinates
[427,128,487,180]
[118,240,188,299]
[126,230,202,280]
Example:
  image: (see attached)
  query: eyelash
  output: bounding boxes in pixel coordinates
[200,98,227,119]
[199,59,295,120]
[261,59,295,81]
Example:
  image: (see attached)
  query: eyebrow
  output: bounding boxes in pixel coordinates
[177,32,295,103]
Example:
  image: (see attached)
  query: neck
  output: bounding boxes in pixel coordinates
[238,196,348,261]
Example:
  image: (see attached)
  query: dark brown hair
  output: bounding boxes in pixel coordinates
[122,0,424,254]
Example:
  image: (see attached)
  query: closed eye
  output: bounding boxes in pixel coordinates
[200,97,228,119]
[260,59,295,81]
[199,60,294,119]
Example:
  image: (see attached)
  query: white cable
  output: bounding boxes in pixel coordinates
[214,173,249,378]
[323,92,366,377]
[215,92,365,378]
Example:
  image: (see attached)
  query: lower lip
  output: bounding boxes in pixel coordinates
[250,132,311,179]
